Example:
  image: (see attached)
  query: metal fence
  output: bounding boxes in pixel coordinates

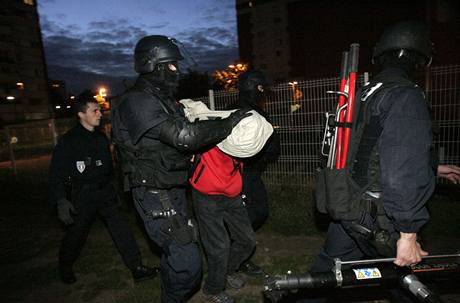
[208,65,460,187]
[1,65,459,187]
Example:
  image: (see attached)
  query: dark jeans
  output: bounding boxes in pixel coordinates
[59,184,141,271]
[243,170,269,231]
[132,187,202,303]
[192,189,256,295]
[297,222,415,303]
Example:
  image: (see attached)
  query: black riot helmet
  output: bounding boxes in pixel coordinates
[134,35,184,74]
[237,70,270,108]
[372,21,433,66]
[237,70,268,93]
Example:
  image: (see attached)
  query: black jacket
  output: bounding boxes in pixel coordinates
[48,123,113,205]
[355,67,435,233]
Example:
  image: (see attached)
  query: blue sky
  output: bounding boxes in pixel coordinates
[37,0,239,94]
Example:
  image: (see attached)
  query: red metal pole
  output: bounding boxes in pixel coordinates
[334,52,349,169]
[340,44,359,169]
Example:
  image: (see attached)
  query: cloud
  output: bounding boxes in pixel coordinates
[40,8,239,94]
[176,26,239,72]
[47,64,133,96]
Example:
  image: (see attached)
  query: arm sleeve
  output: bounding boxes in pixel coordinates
[48,138,69,205]
[155,116,234,152]
[379,88,435,233]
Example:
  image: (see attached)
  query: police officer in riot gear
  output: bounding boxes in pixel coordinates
[111,35,251,302]
[299,21,438,302]
[49,92,157,284]
[228,70,280,276]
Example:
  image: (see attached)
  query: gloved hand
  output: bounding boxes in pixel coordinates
[57,198,77,225]
[226,108,253,127]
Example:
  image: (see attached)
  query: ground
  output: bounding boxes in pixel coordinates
[0,156,459,302]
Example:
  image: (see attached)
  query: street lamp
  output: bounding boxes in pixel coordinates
[95,87,110,110]
[289,81,301,113]
[99,87,107,97]
[288,81,298,100]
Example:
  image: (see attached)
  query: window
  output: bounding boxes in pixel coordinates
[23,0,34,5]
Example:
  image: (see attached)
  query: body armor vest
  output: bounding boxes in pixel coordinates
[111,81,192,190]
[349,79,416,193]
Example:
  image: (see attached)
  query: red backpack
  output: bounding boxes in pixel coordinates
[189,146,243,198]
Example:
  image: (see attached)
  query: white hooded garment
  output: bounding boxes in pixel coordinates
[179,99,274,158]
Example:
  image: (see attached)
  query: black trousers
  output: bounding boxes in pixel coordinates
[192,189,256,295]
[132,186,202,303]
[243,170,269,231]
[59,184,141,271]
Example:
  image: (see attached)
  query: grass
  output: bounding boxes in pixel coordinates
[1,158,459,302]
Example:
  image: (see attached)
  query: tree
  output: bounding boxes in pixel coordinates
[213,63,249,91]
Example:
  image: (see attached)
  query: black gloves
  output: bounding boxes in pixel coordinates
[226,108,253,128]
[57,198,77,225]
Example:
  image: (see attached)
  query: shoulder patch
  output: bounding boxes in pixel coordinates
[76,161,85,173]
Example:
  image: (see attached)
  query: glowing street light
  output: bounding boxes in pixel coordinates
[99,87,107,97]
[289,81,302,113]
[288,81,298,99]
[6,96,15,100]
[95,87,110,110]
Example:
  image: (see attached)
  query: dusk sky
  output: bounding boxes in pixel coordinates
[37,0,239,94]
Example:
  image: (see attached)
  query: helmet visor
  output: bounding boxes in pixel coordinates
[170,38,197,74]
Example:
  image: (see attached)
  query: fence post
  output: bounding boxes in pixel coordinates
[208,89,215,110]
[5,126,18,179]
[49,118,58,146]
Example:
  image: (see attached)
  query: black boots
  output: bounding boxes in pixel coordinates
[131,265,160,282]
[239,260,264,277]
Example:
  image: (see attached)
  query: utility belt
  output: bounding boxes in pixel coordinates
[343,191,397,257]
[315,169,396,257]
[138,188,198,252]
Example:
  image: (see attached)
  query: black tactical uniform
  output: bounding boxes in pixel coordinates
[300,21,436,303]
[227,71,280,277]
[49,121,154,284]
[111,35,249,303]
[232,70,281,231]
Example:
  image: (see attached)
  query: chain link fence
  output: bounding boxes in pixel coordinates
[1,65,459,188]
[208,65,460,189]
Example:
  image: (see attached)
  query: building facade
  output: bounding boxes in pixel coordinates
[236,0,460,83]
[0,0,50,124]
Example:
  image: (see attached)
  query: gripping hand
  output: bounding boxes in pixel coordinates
[226,109,253,127]
[57,198,77,225]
